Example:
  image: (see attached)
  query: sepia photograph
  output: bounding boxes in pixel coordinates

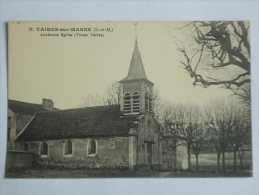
[6,21,252,178]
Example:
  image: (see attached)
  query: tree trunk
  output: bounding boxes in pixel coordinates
[187,145,191,171]
[238,150,244,172]
[173,145,177,172]
[239,157,243,171]
[222,151,226,174]
[195,153,199,172]
[216,151,221,172]
[233,149,237,172]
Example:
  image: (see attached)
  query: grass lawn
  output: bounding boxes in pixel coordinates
[5,167,252,178]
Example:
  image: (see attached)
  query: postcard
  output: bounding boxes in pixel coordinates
[6,21,252,178]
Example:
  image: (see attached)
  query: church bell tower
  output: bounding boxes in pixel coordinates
[119,39,154,116]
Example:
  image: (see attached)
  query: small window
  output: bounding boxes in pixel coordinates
[40,142,48,156]
[109,138,116,149]
[89,139,97,154]
[64,141,73,155]
[23,143,29,151]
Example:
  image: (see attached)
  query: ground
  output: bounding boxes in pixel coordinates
[5,167,252,178]
[5,151,252,178]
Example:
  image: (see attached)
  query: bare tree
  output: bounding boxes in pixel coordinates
[204,99,248,174]
[152,87,166,122]
[159,102,182,171]
[175,21,250,105]
[237,140,250,172]
[79,93,103,107]
[164,103,204,170]
[208,132,222,172]
[103,81,120,105]
[191,125,209,172]
[229,110,251,172]
[79,81,120,107]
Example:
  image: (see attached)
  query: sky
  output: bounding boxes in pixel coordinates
[8,21,234,109]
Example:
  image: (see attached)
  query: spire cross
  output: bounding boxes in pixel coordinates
[134,22,137,43]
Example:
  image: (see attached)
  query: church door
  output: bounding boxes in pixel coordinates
[147,142,152,170]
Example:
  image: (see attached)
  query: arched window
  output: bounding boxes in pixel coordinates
[124,93,131,114]
[89,139,97,154]
[23,143,29,151]
[149,95,153,113]
[64,140,73,155]
[40,142,48,155]
[132,92,140,113]
[145,93,149,112]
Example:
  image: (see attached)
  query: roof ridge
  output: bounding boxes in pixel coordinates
[8,99,42,106]
[36,104,119,114]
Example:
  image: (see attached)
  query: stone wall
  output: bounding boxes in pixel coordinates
[7,109,34,150]
[8,109,17,150]
[134,115,161,170]
[24,136,129,169]
[5,151,36,171]
[161,140,188,170]
[16,114,34,135]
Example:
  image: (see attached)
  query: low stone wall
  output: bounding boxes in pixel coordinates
[36,157,128,170]
[5,151,36,171]
[161,160,183,171]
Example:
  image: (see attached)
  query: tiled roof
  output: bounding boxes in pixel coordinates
[8,99,46,115]
[16,105,137,141]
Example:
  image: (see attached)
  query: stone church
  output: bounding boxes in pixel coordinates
[14,41,162,171]
[7,98,56,151]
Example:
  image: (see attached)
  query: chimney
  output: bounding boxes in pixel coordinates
[42,98,54,110]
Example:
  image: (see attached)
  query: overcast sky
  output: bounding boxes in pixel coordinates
[9,21,233,109]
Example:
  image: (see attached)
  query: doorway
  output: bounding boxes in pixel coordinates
[146,142,152,170]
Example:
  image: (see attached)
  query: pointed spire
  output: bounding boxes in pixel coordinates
[125,42,147,80]
[134,22,137,43]
[120,23,151,82]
